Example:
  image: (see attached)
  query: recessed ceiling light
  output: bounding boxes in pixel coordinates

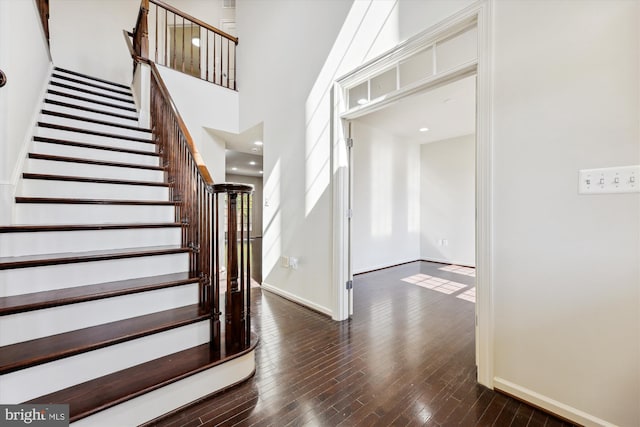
[254,141,263,146]
[357,98,368,105]
[191,38,200,47]
[419,127,429,132]
[249,161,256,165]
[259,170,263,174]
[231,167,237,171]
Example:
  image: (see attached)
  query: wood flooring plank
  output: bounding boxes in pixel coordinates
[147,261,577,427]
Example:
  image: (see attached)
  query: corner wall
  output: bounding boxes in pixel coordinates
[491,1,639,425]
[420,134,475,267]
[351,121,420,274]
[0,0,52,224]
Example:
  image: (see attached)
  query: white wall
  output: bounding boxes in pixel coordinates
[239,0,639,425]
[225,174,263,239]
[237,0,472,316]
[49,0,232,85]
[420,134,475,267]
[351,121,420,274]
[492,2,639,426]
[157,65,238,184]
[50,0,139,85]
[0,0,52,224]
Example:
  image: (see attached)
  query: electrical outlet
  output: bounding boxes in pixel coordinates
[280,256,290,268]
[290,257,299,270]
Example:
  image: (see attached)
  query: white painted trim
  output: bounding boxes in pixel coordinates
[4,62,55,224]
[331,0,495,388]
[474,0,494,389]
[341,61,477,121]
[336,8,478,88]
[494,377,614,427]
[71,351,256,427]
[419,257,476,269]
[353,259,419,276]
[332,84,350,321]
[261,282,333,318]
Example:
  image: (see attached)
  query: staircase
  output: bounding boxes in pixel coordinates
[0,67,255,426]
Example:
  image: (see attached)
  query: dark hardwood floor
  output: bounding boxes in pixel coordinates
[149,261,575,427]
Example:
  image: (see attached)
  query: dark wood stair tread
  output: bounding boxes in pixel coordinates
[0,245,190,270]
[41,110,151,133]
[0,304,208,374]
[27,152,162,170]
[52,73,133,97]
[38,122,154,144]
[28,335,258,422]
[44,98,138,122]
[15,197,176,206]
[34,136,158,157]
[47,89,137,113]
[54,67,130,90]
[0,222,181,233]
[50,81,134,104]
[28,153,163,170]
[0,272,198,315]
[22,173,167,187]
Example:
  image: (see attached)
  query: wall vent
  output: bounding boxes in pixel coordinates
[223,0,236,9]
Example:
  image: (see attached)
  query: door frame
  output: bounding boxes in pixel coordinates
[331,0,494,388]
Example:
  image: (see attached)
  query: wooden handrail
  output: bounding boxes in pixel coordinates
[123,30,150,65]
[35,0,50,46]
[148,62,214,185]
[123,29,213,185]
[150,0,238,44]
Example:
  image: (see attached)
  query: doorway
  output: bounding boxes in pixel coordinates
[349,76,476,279]
[332,1,493,387]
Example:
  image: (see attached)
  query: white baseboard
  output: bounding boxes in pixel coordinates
[260,282,332,317]
[493,377,615,427]
[421,256,476,268]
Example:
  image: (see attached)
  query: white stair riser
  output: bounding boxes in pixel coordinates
[43,101,138,127]
[50,76,133,101]
[0,227,181,257]
[53,71,130,94]
[48,84,134,109]
[32,140,159,166]
[19,179,168,201]
[14,203,174,225]
[0,320,209,403]
[25,158,164,182]
[40,114,151,140]
[35,126,155,152]
[0,253,189,297]
[72,352,256,427]
[46,93,138,118]
[1,283,199,345]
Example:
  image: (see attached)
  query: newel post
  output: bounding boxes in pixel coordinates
[211,183,253,353]
[134,0,149,59]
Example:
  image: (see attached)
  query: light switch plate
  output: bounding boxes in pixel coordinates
[579,165,640,194]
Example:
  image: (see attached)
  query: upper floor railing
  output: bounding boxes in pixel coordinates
[133,0,238,90]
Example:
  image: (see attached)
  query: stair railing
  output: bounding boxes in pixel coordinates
[124,31,251,353]
[133,0,238,90]
[212,184,253,353]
